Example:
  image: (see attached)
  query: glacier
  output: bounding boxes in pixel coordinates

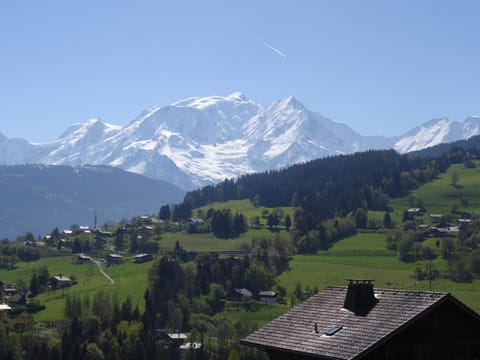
[1,93,479,190]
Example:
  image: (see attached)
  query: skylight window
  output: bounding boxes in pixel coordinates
[325,325,343,336]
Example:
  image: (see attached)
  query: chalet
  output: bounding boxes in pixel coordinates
[139,215,153,225]
[230,288,254,301]
[258,290,277,302]
[186,217,205,232]
[186,218,204,226]
[77,254,92,264]
[179,342,202,350]
[429,214,443,223]
[428,225,460,238]
[166,333,188,347]
[242,279,480,360]
[136,226,154,236]
[50,275,72,288]
[459,218,472,225]
[134,253,153,263]
[6,294,26,306]
[106,253,123,264]
[95,230,113,237]
[0,303,12,312]
[3,285,18,297]
[407,207,422,216]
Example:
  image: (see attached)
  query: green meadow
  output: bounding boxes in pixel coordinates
[278,162,480,314]
[390,161,480,216]
[195,199,294,223]
[0,256,153,321]
[2,163,480,322]
[159,199,293,252]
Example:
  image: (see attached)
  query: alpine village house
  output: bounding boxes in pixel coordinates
[241,280,480,360]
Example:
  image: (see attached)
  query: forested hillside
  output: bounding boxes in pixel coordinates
[183,149,477,252]
[184,150,444,209]
[411,134,480,158]
[187,151,438,219]
[2,146,480,359]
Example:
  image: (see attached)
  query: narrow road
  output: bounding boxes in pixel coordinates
[92,259,114,285]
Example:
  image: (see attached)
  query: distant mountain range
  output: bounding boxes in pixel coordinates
[0,165,184,239]
[1,93,480,190]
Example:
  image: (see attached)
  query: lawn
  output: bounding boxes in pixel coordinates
[0,255,154,321]
[195,199,293,225]
[389,161,480,216]
[277,234,480,314]
[217,302,289,327]
[158,227,291,252]
[4,164,480,323]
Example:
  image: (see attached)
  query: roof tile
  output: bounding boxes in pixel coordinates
[241,286,447,359]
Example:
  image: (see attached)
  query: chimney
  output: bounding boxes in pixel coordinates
[343,279,377,315]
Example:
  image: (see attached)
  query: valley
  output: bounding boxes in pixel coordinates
[1,149,480,358]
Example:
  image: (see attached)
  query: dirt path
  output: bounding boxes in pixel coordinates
[92,259,114,285]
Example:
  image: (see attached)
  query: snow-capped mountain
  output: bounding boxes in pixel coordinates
[41,93,393,189]
[393,116,480,153]
[2,93,479,190]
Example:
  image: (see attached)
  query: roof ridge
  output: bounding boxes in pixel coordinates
[326,285,448,296]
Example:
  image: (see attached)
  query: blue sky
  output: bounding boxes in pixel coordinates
[1,0,480,142]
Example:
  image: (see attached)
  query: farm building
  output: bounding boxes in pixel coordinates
[77,254,91,264]
[50,275,72,288]
[0,303,12,312]
[106,253,123,264]
[258,290,277,302]
[134,253,153,263]
[230,288,254,301]
[242,279,480,359]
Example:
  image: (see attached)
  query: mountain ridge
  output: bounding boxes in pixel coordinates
[1,93,479,189]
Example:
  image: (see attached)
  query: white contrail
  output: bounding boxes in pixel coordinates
[247,30,287,59]
[203,1,287,59]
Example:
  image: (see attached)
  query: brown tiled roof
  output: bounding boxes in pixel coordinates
[241,286,449,359]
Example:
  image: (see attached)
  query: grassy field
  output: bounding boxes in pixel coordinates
[3,164,480,323]
[195,199,293,224]
[390,161,480,216]
[277,229,480,314]
[0,256,153,321]
[159,228,290,253]
[159,199,292,252]
[217,302,290,327]
[279,162,480,312]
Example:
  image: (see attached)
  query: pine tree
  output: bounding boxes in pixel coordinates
[29,271,40,296]
[158,205,171,221]
[284,214,292,231]
[383,211,392,228]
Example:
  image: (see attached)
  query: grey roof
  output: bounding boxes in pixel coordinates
[241,286,452,359]
[235,288,253,297]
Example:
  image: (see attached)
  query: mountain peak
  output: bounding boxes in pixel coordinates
[58,118,121,144]
[227,92,247,101]
[276,96,305,110]
[8,92,480,190]
[171,93,253,110]
[465,115,480,121]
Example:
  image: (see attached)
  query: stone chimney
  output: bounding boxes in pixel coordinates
[343,279,377,315]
